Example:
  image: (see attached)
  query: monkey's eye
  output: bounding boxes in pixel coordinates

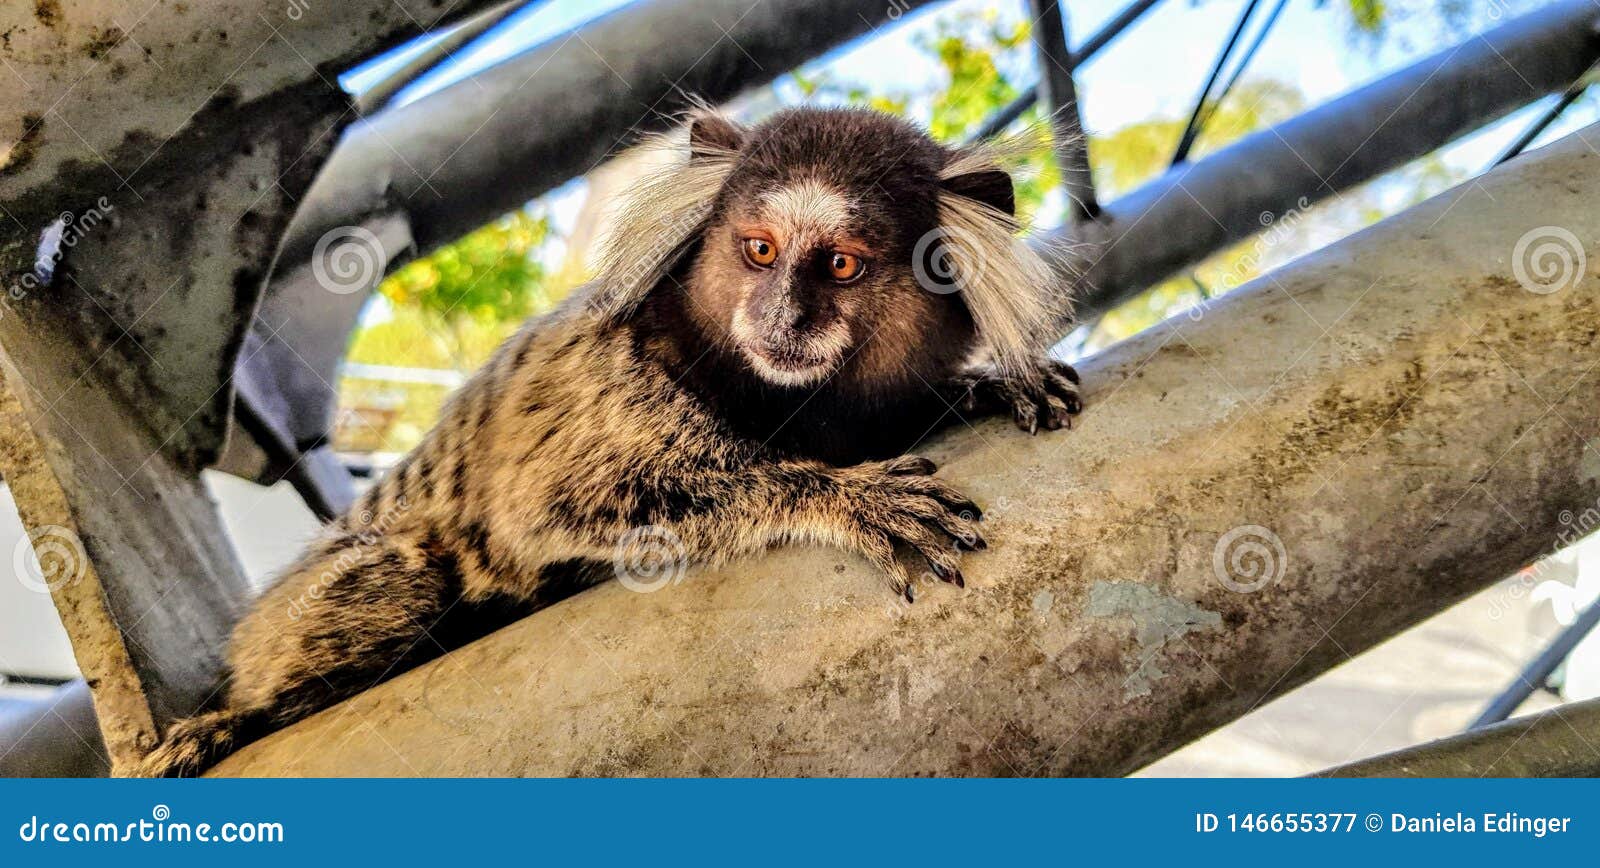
[826,251,865,283]
[742,237,778,268]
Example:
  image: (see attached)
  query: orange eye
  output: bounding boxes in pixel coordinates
[743,237,778,267]
[827,251,864,283]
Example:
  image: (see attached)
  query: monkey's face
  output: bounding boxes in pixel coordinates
[711,179,879,387]
[684,109,972,391]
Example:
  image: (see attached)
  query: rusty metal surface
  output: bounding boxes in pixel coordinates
[0,0,503,466]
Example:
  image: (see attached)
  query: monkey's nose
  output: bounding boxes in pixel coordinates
[764,302,807,334]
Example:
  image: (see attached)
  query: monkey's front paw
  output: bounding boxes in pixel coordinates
[842,455,985,602]
[956,360,1082,434]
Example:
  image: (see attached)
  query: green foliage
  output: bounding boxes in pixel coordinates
[1343,0,1388,34]
[344,304,515,371]
[379,209,551,329]
[341,307,519,452]
[341,212,552,450]
[1093,80,1305,198]
[919,12,1032,142]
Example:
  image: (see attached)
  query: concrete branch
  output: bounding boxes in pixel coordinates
[216,124,1600,776]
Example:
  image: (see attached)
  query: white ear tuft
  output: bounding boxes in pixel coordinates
[933,122,1078,378]
[590,106,742,323]
[931,195,1070,379]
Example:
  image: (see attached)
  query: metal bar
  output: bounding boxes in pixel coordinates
[355,0,537,115]
[1052,0,1600,324]
[0,1,508,229]
[1028,0,1099,220]
[1171,0,1264,165]
[967,0,1166,142]
[1320,696,1600,778]
[1469,599,1600,729]
[0,682,108,778]
[1196,0,1290,135]
[1494,83,1589,166]
[0,2,505,470]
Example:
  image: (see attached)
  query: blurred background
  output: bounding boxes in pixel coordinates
[5,0,1599,774]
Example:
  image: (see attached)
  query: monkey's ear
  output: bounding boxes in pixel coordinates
[689,114,746,159]
[941,169,1015,217]
[591,111,741,324]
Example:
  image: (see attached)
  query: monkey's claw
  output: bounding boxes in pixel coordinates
[840,455,984,600]
[957,359,1083,434]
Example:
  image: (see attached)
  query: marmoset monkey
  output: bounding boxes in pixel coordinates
[137,105,1080,777]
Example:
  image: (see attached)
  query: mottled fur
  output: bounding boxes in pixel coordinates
[135,106,1081,777]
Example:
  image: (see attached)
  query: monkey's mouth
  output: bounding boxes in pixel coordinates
[760,343,829,370]
[729,308,851,388]
[743,341,838,387]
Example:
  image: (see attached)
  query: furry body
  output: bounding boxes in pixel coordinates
[137,107,1079,776]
